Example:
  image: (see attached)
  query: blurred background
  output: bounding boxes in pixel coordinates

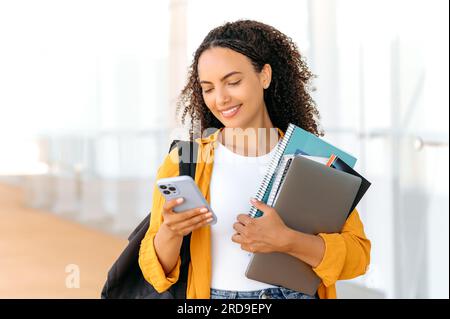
[0,0,448,299]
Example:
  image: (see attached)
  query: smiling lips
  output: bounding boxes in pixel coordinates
[219,104,241,118]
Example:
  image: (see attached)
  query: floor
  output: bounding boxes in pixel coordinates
[0,183,128,298]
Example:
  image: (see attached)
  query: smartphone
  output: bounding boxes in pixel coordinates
[156,175,217,225]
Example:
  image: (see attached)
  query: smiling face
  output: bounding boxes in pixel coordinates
[197,47,273,130]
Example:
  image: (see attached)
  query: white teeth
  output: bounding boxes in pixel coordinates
[222,106,239,115]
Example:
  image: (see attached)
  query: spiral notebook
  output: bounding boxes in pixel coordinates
[245,155,362,295]
[249,123,357,218]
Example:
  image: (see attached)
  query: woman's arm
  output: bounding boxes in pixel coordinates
[153,223,184,275]
[154,198,212,275]
[139,149,211,292]
[232,199,370,286]
[280,229,325,268]
[232,199,325,267]
[312,210,371,286]
[138,151,183,292]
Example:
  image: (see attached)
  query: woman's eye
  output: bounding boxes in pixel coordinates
[202,80,240,94]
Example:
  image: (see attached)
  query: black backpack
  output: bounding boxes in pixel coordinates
[101,140,199,299]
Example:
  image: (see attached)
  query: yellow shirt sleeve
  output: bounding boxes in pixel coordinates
[138,148,181,293]
[312,209,371,287]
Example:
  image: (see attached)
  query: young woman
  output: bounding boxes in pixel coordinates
[139,20,371,299]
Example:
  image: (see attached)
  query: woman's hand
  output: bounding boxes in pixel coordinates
[154,197,212,275]
[231,198,290,253]
[161,197,213,237]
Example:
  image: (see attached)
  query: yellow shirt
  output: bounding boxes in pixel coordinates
[138,128,371,299]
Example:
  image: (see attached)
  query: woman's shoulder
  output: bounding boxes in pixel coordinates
[156,148,178,178]
[194,128,221,146]
[158,130,220,177]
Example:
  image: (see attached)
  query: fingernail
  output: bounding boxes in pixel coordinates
[200,207,208,213]
[177,198,184,203]
[250,198,256,203]
[205,212,212,217]
[206,218,213,223]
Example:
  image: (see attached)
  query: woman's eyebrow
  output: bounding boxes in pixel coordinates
[199,71,242,84]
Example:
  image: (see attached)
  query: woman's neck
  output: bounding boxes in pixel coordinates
[219,126,280,157]
[218,104,280,157]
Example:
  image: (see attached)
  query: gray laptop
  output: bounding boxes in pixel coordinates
[245,155,362,295]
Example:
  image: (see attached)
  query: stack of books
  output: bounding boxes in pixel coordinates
[245,123,371,295]
[249,123,369,217]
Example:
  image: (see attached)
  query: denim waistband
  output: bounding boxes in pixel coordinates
[210,287,316,299]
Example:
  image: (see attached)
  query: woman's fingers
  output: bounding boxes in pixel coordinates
[163,198,206,219]
[175,211,213,232]
[162,198,212,236]
[233,222,246,235]
[168,205,209,222]
[162,197,184,213]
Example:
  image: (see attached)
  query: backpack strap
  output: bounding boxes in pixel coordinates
[168,140,199,290]
[169,139,199,176]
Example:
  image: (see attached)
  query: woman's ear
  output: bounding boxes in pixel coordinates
[260,64,272,89]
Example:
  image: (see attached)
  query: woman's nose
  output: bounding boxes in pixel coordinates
[216,87,231,107]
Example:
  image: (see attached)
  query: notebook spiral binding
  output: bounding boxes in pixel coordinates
[249,124,295,218]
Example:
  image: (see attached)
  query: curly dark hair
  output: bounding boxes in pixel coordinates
[176,19,323,140]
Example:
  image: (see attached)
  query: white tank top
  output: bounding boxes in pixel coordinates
[209,140,279,291]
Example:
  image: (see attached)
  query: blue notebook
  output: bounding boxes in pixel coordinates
[249,123,357,217]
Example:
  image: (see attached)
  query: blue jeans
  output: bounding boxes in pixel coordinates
[210,287,316,299]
